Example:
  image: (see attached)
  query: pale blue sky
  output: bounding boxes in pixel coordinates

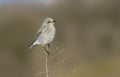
[0,0,57,7]
[0,0,23,5]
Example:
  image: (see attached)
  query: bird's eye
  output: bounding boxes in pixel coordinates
[53,20,56,22]
[48,21,51,23]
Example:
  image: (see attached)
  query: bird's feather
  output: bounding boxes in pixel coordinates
[29,25,48,49]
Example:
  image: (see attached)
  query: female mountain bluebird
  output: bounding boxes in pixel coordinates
[29,17,56,55]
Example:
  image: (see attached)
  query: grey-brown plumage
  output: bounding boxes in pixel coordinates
[29,18,56,55]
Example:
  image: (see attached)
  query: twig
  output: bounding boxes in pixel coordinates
[43,46,50,55]
[48,49,64,61]
[45,54,49,77]
[43,47,64,77]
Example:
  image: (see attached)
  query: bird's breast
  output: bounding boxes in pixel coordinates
[46,25,56,43]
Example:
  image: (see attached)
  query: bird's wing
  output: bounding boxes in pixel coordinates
[38,25,47,33]
[29,25,47,47]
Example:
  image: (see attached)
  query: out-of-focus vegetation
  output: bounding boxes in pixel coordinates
[0,0,120,77]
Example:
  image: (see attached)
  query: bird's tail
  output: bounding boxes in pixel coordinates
[29,40,39,50]
[28,40,35,50]
[29,44,34,50]
[29,43,34,50]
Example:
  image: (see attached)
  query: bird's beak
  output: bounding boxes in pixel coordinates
[53,20,56,22]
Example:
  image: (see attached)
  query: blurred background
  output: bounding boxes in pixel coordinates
[0,0,120,77]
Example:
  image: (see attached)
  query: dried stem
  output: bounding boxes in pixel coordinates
[42,47,64,77]
[45,54,49,77]
[43,46,50,55]
[48,49,64,61]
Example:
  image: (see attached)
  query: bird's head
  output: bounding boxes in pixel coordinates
[43,17,56,25]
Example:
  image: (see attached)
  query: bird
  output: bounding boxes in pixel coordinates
[29,17,56,55]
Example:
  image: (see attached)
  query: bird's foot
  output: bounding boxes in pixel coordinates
[47,44,50,48]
